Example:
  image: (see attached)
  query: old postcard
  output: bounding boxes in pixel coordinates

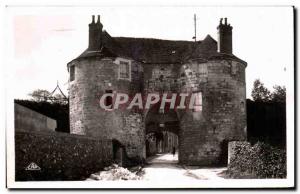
[4,4,295,189]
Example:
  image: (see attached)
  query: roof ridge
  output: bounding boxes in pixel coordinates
[114,36,200,43]
[70,33,220,64]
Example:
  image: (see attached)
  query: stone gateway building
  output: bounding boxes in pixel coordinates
[68,15,247,166]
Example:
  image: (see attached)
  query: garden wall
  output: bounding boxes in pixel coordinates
[15,103,57,132]
[15,100,69,133]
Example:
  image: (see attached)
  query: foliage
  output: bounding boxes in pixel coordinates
[271,85,286,103]
[29,89,51,102]
[28,88,68,104]
[248,80,286,147]
[227,142,286,179]
[251,79,271,102]
[251,79,286,103]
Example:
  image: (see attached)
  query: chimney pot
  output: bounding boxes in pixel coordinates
[217,17,232,54]
[89,15,103,50]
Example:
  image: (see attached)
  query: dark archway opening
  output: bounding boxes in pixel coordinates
[218,140,229,166]
[146,131,179,156]
[112,139,125,166]
[145,101,180,164]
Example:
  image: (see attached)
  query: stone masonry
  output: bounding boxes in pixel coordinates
[68,15,247,166]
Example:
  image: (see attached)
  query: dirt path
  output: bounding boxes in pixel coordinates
[142,153,226,181]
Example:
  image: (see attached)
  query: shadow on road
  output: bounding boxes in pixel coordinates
[142,153,227,181]
[146,153,178,164]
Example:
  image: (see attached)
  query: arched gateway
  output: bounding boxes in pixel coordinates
[68,15,247,166]
[145,102,180,159]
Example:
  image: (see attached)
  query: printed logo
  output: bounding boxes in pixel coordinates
[98,92,203,111]
[25,162,41,171]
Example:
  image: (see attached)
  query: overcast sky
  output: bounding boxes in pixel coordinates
[5,6,293,99]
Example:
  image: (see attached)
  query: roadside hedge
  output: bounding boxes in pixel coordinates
[228,141,286,179]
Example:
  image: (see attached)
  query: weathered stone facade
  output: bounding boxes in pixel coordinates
[178,59,246,165]
[68,15,247,166]
[69,56,145,160]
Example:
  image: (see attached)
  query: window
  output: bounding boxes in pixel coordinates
[199,65,208,76]
[70,65,75,81]
[119,61,130,79]
[193,92,203,112]
[105,90,113,109]
[231,63,237,75]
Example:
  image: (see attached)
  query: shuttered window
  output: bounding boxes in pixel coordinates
[119,61,130,79]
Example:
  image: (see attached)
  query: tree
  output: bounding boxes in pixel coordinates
[53,93,68,104]
[28,89,50,102]
[271,85,286,103]
[251,79,271,102]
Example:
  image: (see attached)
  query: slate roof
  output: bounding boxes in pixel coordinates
[113,37,196,63]
[72,31,246,65]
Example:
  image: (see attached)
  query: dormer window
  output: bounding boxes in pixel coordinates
[118,60,131,80]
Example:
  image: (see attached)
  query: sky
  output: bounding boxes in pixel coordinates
[5,6,294,99]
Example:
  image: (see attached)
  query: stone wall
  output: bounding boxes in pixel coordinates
[179,58,247,165]
[15,130,112,181]
[68,48,246,166]
[143,63,181,93]
[141,58,246,165]
[15,103,57,132]
[69,57,145,160]
[122,113,145,158]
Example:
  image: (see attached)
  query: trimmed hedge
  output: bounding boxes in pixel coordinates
[15,130,113,181]
[228,141,286,179]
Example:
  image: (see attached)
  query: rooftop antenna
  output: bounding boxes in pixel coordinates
[192,14,197,42]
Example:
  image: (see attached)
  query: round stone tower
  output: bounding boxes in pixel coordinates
[178,18,247,165]
[67,15,145,163]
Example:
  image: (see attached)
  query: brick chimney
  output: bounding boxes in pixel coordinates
[217,18,232,54]
[88,15,103,50]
